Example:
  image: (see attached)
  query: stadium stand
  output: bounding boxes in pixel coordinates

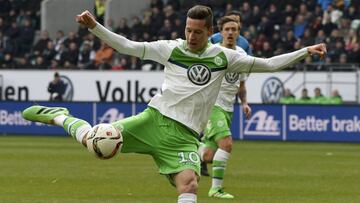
[0,0,359,70]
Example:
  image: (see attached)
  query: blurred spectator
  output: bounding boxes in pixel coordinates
[158,19,172,39]
[311,87,328,104]
[301,28,315,46]
[295,88,311,104]
[33,30,51,54]
[34,56,47,69]
[0,31,13,55]
[48,72,67,101]
[94,0,106,25]
[280,88,296,104]
[64,31,80,48]
[18,18,35,55]
[66,42,79,67]
[54,30,66,52]
[54,43,69,67]
[347,42,360,63]
[78,41,95,70]
[248,5,261,26]
[16,56,31,69]
[345,29,359,51]
[42,41,57,66]
[0,53,15,68]
[294,14,308,38]
[328,89,343,104]
[150,0,164,10]
[0,0,359,70]
[95,41,113,70]
[163,5,178,25]
[323,4,343,26]
[112,55,128,70]
[282,30,297,52]
[115,18,130,37]
[280,16,294,39]
[77,24,89,40]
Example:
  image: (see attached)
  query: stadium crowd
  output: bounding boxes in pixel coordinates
[0,0,359,70]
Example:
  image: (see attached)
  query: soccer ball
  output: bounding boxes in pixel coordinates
[86,123,123,159]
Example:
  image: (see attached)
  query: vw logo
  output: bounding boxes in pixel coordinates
[261,77,284,103]
[225,72,239,84]
[187,64,211,85]
[60,75,74,101]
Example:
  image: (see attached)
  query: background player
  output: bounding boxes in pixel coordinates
[198,15,251,199]
[201,10,252,177]
[22,5,326,203]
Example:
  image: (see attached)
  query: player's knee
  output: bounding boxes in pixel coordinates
[181,174,198,193]
[218,137,233,152]
[203,149,215,163]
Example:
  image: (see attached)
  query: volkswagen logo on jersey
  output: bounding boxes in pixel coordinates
[225,72,239,84]
[261,77,284,103]
[187,64,211,85]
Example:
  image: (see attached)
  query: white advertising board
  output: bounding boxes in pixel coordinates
[0,70,358,103]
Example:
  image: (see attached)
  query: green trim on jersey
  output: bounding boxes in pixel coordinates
[168,47,228,72]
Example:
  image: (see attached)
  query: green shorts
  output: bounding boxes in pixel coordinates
[203,106,233,150]
[111,107,200,185]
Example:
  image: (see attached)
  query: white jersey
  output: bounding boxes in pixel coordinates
[215,46,248,112]
[91,23,308,134]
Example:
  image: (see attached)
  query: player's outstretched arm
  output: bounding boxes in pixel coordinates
[249,43,327,73]
[75,10,144,58]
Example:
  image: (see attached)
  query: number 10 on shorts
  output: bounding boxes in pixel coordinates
[178,152,200,165]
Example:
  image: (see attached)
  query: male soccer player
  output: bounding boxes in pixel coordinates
[22,5,326,203]
[201,11,252,177]
[198,15,251,199]
[209,10,252,55]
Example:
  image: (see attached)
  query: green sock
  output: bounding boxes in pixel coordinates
[211,148,230,188]
[63,117,91,143]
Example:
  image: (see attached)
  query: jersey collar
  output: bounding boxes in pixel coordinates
[182,41,212,56]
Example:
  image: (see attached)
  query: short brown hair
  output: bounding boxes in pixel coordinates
[187,5,213,29]
[217,15,240,31]
[226,10,242,23]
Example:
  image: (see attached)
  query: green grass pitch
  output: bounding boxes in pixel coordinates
[0,136,359,203]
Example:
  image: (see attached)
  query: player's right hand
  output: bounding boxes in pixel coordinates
[76,10,97,29]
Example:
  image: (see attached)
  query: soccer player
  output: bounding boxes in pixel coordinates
[201,11,252,178]
[209,10,252,55]
[198,15,251,199]
[22,5,326,203]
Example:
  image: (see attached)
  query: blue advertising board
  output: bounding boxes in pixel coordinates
[240,105,283,141]
[0,102,93,135]
[1,102,360,142]
[286,105,360,142]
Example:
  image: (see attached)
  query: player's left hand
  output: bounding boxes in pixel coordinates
[76,10,97,29]
[307,43,327,60]
[242,104,252,119]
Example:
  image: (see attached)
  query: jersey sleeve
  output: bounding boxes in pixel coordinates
[239,73,248,81]
[90,22,144,58]
[227,48,309,73]
[142,40,177,65]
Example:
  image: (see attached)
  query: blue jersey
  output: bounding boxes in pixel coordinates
[209,32,252,55]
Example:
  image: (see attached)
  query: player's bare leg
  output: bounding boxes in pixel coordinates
[173,169,198,203]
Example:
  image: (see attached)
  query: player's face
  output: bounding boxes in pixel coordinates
[185,18,212,53]
[221,21,240,47]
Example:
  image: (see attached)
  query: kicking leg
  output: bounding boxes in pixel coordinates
[22,105,91,146]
